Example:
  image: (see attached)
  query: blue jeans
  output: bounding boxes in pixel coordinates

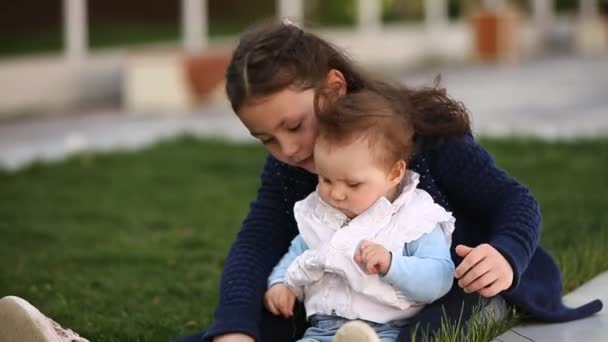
[298,315,407,342]
[173,284,509,342]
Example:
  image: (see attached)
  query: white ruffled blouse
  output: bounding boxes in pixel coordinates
[284,171,455,323]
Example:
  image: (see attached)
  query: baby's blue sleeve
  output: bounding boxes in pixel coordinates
[267,234,309,287]
[381,225,455,303]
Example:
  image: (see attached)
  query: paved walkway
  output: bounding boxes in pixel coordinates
[495,271,607,341]
[0,56,606,340]
[402,55,608,139]
[0,109,251,170]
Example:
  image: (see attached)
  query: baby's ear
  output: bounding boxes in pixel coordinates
[324,69,347,96]
[389,160,406,185]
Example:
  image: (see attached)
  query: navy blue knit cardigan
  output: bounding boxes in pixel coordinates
[205,134,602,340]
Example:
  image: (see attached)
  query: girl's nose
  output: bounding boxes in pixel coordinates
[281,141,299,159]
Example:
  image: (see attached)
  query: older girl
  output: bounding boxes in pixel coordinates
[191,21,601,342]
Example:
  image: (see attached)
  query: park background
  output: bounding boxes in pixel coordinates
[0,0,607,341]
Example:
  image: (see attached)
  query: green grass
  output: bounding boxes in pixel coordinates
[482,138,608,291]
[0,136,607,341]
[411,306,520,342]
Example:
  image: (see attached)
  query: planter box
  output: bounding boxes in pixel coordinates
[123,51,231,113]
[470,8,520,63]
[123,53,194,113]
[184,52,232,104]
[575,16,608,55]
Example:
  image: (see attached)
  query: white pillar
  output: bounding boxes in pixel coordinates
[424,0,448,55]
[482,0,507,11]
[63,0,88,64]
[425,0,448,30]
[357,0,382,32]
[277,0,303,24]
[580,0,599,18]
[182,0,207,54]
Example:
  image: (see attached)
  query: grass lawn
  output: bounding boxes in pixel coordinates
[0,136,607,341]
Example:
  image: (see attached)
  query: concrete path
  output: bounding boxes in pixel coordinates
[402,55,608,139]
[495,271,607,341]
[0,109,251,171]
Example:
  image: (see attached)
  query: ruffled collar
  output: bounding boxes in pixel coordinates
[311,171,421,229]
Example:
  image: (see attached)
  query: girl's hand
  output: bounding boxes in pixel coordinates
[454,244,514,297]
[213,333,254,342]
[354,240,391,275]
[264,283,296,318]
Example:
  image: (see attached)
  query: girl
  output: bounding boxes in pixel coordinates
[190,20,602,342]
[264,90,457,342]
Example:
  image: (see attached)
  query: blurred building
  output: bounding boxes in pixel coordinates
[0,0,606,116]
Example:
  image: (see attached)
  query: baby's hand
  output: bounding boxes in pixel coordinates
[264,283,296,318]
[354,240,392,275]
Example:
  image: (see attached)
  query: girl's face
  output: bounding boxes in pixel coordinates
[238,88,319,173]
[236,70,346,174]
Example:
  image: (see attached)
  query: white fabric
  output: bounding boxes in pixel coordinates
[285,171,455,323]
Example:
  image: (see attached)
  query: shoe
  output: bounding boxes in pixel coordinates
[0,296,89,342]
[334,320,380,342]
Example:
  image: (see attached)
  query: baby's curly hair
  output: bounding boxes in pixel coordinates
[315,88,415,170]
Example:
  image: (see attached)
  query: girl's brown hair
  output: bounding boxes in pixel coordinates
[226,20,368,113]
[225,21,471,139]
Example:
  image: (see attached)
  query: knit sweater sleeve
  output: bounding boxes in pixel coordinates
[204,155,296,341]
[430,134,542,291]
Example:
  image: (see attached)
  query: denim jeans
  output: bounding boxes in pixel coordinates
[173,286,510,342]
[297,314,408,342]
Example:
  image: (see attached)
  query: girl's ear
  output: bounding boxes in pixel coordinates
[324,69,347,96]
[389,160,406,185]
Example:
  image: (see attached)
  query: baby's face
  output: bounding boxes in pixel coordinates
[314,137,400,219]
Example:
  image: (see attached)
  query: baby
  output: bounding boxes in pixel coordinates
[264,90,456,342]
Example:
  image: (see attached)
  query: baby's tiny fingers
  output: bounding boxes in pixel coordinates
[359,240,372,250]
[280,304,292,317]
[266,298,279,316]
[365,258,378,274]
